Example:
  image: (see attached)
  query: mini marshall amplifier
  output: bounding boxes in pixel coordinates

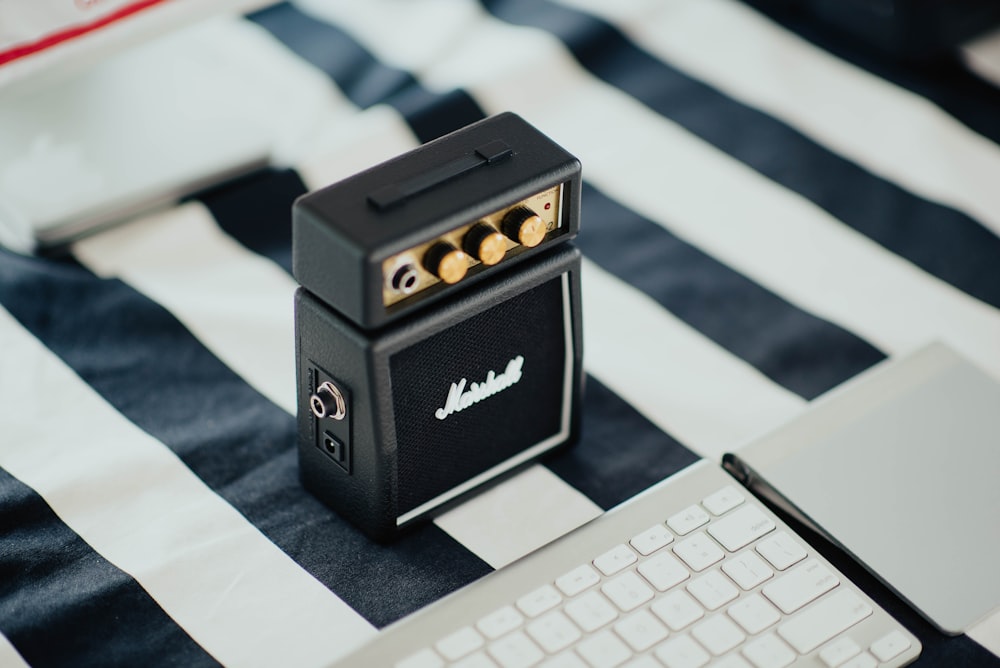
[293,113,584,541]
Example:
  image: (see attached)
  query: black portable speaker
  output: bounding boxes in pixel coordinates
[296,246,583,540]
[292,113,584,540]
[293,112,581,329]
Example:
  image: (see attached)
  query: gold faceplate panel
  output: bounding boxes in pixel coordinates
[381,183,565,308]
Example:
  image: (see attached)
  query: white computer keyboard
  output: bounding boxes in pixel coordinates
[338,460,920,668]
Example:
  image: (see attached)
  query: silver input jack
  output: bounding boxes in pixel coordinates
[386,255,421,296]
[310,381,347,420]
[391,263,420,295]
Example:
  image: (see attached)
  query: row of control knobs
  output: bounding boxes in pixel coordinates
[424,206,546,284]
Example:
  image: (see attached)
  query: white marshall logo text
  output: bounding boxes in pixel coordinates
[434,356,525,420]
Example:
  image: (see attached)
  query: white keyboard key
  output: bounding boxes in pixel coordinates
[650,590,704,631]
[565,590,618,632]
[777,589,873,654]
[714,656,752,668]
[526,610,582,654]
[756,532,807,571]
[454,652,500,668]
[630,524,673,555]
[870,629,911,662]
[602,571,655,612]
[517,584,562,618]
[478,605,525,640]
[541,652,587,668]
[840,653,877,668]
[487,631,545,668]
[437,626,485,661]
[741,633,795,668]
[637,551,689,591]
[667,505,710,535]
[654,635,710,668]
[707,505,775,552]
[673,532,724,572]
[727,593,781,635]
[819,636,861,667]
[613,609,668,652]
[576,629,633,668]
[397,647,444,668]
[687,570,739,611]
[621,657,660,668]
[762,559,839,614]
[593,544,637,576]
[691,614,745,655]
[722,551,774,590]
[556,564,601,597]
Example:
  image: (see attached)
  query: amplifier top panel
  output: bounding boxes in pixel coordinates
[292,112,581,330]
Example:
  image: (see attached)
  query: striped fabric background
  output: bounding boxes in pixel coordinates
[2,0,999,665]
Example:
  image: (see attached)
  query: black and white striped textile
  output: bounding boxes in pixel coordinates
[2,1,999,665]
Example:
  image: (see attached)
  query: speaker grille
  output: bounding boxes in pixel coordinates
[390,275,570,518]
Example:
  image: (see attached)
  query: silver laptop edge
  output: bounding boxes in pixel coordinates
[727,342,1000,635]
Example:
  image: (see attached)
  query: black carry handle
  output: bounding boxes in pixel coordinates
[367,140,513,210]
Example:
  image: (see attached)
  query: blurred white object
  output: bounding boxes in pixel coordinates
[963,25,1000,89]
[0,3,336,253]
[0,0,273,91]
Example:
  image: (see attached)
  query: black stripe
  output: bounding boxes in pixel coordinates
[0,468,218,667]
[480,0,1000,311]
[741,0,1000,147]
[545,377,699,510]
[578,184,885,399]
[248,3,482,143]
[0,250,491,629]
[196,168,306,275]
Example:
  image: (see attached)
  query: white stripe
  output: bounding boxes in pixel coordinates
[0,307,375,667]
[75,203,299,415]
[303,0,1000,381]
[296,104,421,191]
[963,26,1000,90]
[435,466,601,569]
[582,260,804,458]
[558,0,1000,239]
[227,16,374,168]
[579,120,1000,379]
[0,636,28,668]
[969,608,1000,658]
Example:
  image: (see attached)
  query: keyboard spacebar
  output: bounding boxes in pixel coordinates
[778,590,873,654]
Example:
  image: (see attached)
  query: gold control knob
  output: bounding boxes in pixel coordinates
[423,241,468,284]
[501,206,546,248]
[463,222,507,265]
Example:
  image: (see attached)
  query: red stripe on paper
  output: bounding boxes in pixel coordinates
[0,0,171,67]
